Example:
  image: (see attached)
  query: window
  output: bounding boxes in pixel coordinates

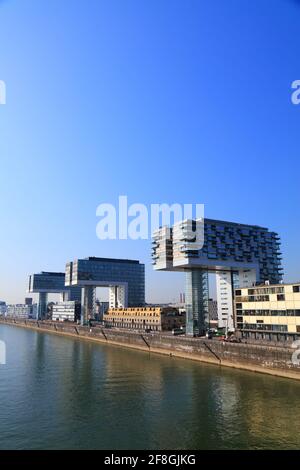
[277,294,285,301]
[235,290,241,296]
[293,286,300,293]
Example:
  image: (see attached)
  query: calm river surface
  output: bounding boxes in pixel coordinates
[0,324,300,450]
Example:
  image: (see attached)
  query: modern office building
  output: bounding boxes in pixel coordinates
[65,257,145,324]
[152,218,282,336]
[104,306,185,332]
[28,272,81,320]
[208,299,218,321]
[52,301,81,322]
[235,282,300,342]
[6,303,38,319]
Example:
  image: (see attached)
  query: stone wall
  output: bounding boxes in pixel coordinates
[1,318,300,380]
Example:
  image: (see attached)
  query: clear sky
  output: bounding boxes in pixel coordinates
[0,0,300,304]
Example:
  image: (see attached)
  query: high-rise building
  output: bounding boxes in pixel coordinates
[65,257,145,324]
[152,218,282,336]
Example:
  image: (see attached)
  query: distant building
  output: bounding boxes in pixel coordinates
[6,304,37,319]
[0,301,6,316]
[28,271,81,320]
[95,300,109,321]
[104,306,185,332]
[208,299,218,321]
[235,282,300,342]
[52,301,81,322]
[65,257,145,324]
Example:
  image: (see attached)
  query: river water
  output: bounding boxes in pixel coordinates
[0,324,300,450]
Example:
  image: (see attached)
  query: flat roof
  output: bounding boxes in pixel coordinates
[39,272,65,276]
[83,257,141,264]
[159,218,278,233]
[204,218,270,231]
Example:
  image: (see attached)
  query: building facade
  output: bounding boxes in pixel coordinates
[152,218,282,336]
[6,303,38,319]
[28,272,81,320]
[95,300,109,321]
[65,257,145,324]
[52,301,81,322]
[0,301,6,316]
[216,269,257,330]
[208,299,218,321]
[235,282,300,342]
[104,307,185,332]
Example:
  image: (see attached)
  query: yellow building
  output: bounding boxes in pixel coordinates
[235,282,300,342]
[104,306,185,332]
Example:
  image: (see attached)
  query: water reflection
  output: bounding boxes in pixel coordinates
[1,325,300,449]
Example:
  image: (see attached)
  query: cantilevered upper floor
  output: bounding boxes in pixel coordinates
[152,218,283,284]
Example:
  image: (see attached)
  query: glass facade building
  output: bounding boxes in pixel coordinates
[152,218,283,336]
[185,270,209,335]
[28,272,81,319]
[65,257,145,324]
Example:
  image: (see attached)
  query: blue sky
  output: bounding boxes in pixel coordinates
[0,0,300,303]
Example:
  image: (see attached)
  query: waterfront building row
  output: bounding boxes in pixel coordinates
[6,303,38,319]
[104,306,185,332]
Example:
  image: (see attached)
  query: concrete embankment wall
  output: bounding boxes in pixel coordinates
[1,318,300,380]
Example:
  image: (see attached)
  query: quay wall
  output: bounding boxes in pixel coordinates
[1,318,300,380]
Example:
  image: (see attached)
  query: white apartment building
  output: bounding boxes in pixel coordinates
[6,304,38,319]
[216,269,256,331]
[52,301,81,322]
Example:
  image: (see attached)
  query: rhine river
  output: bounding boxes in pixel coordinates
[1,324,300,450]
